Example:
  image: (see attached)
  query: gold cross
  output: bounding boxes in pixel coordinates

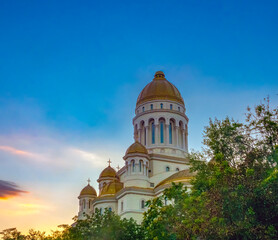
[116,165,120,170]
[87,178,91,185]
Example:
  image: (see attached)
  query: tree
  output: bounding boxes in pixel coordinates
[143,99,278,240]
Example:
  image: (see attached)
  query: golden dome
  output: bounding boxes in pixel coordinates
[79,184,97,197]
[99,165,118,179]
[125,141,148,155]
[136,71,184,107]
[100,180,123,196]
[155,169,195,188]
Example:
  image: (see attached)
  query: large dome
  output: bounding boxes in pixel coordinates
[136,71,184,107]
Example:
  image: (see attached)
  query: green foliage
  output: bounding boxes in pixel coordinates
[1,210,143,240]
[143,99,278,240]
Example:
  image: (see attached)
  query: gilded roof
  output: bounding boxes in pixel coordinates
[125,141,148,155]
[99,166,118,179]
[155,169,195,188]
[80,184,97,197]
[100,180,123,196]
[136,71,184,107]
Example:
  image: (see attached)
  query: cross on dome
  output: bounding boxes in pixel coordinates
[87,178,91,185]
[116,165,120,170]
[108,159,112,166]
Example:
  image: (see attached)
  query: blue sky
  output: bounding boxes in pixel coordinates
[0,0,277,233]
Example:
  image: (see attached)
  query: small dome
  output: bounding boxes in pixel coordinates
[99,165,117,179]
[125,141,148,155]
[100,180,123,196]
[136,71,184,107]
[79,184,97,197]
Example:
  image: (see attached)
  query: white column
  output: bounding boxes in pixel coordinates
[165,124,169,145]
[138,128,141,143]
[175,126,179,147]
[155,124,159,145]
[145,126,149,147]
[182,129,186,149]
[185,126,188,152]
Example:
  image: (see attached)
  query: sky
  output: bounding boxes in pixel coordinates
[0,0,278,234]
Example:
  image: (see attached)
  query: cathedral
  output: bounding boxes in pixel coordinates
[77,71,194,223]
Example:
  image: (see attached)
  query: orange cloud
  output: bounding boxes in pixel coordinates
[0,145,35,157]
[0,180,28,200]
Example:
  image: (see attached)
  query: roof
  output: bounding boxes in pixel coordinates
[136,71,184,107]
[79,184,97,197]
[125,141,148,155]
[100,180,123,196]
[99,165,118,179]
[155,169,195,188]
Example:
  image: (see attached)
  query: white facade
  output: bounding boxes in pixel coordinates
[77,71,193,223]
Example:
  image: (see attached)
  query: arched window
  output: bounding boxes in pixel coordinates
[150,104,153,110]
[151,122,155,144]
[166,166,170,172]
[121,202,124,212]
[141,200,145,209]
[89,200,91,209]
[144,127,146,145]
[132,160,135,172]
[170,104,173,110]
[142,107,145,112]
[165,197,168,205]
[176,168,180,171]
[100,208,102,214]
[83,200,85,209]
[178,107,180,111]
[160,103,163,109]
[139,160,142,172]
[169,122,173,144]
[160,121,164,143]
[108,207,112,212]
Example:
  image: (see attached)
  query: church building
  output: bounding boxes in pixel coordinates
[77,71,194,223]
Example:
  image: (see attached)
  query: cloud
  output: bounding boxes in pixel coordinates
[0,145,36,158]
[0,180,28,200]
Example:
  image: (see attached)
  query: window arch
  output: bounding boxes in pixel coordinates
[160,103,163,109]
[169,122,173,144]
[139,160,143,172]
[170,104,173,110]
[121,202,124,212]
[142,106,145,112]
[132,160,135,172]
[108,207,112,212]
[83,200,85,209]
[160,121,164,143]
[100,208,102,214]
[150,104,153,110]
[166,166,170,172]
[141,200,145,209]
[151,121,155,144]
[176,168,180,171]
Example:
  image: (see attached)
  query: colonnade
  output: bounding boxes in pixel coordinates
[126,159,149,176]
[135,119,188,151]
